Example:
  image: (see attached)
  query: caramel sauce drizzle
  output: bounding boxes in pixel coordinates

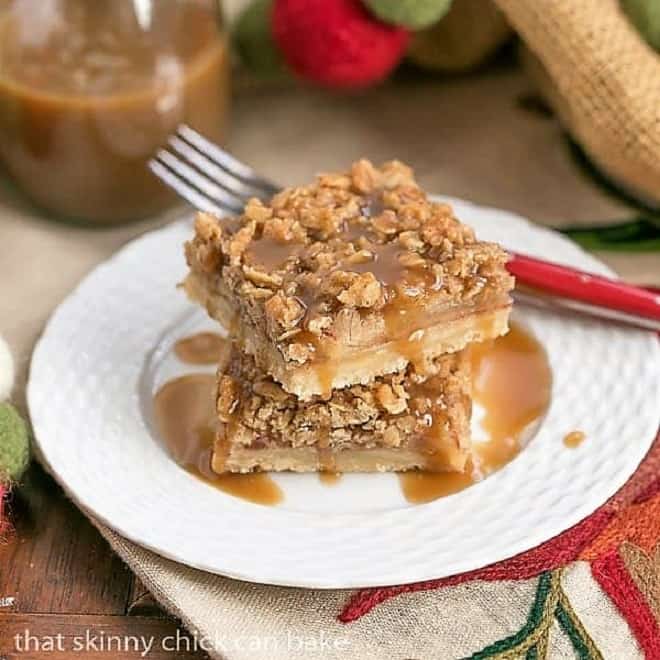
[563,431,586,448]
[315,366,336,401]
[471,322,552,449]
[240,189,441,397]
[407,375,461,472]
[359,191,386,219]
[317,425,337,474]
[400,322,552,504]
[398,467,476,502]
[344,200,440,382]
[307,204,436,391]
[319,472,341,485]
[203,471,283,504]
[153,373,283,506]
[174,332,229,365]
[245,236,302,271]
[344,242,407,286]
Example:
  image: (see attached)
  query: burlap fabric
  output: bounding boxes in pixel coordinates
[226,0,660,203]
[494,0,660,205]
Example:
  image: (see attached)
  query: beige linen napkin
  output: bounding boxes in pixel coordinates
[80,525,647,659]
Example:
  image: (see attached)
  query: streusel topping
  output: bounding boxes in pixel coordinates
[186,159,513,365]
[216,345,470,452]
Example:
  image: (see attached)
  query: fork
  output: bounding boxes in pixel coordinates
[150,125,660,332]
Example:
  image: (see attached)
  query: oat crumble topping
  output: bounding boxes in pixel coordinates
[186,159,513,366]
[216,346,471,451]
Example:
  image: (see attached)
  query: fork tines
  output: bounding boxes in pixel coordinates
[149,125,279,216]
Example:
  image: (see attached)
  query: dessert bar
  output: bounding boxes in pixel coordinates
[185,159,513,399]
[213,345,472,474]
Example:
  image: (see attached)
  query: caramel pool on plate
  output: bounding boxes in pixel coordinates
[399,322,553,504]
[174,332,229,366]
[563,431,586,448]
[153,373,283,506]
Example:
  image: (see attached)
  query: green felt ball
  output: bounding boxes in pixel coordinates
[364,0,453,30]
[233,0,289,78]
[621,0,660,51]
[0,403,30,483]
[407,0,511,72]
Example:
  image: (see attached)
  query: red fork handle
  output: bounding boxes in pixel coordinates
[507,253,660,323]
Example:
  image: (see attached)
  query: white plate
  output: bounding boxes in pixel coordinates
[28,198,660,589]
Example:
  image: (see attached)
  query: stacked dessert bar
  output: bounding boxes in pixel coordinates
[184,160,514,474]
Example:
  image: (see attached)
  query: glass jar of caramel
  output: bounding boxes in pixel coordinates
[0,0,229,225]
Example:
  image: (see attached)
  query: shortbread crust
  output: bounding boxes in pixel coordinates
[185,159,513,398]
[212,346,472,474]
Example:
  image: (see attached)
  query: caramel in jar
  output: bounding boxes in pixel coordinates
[0,0,229,224]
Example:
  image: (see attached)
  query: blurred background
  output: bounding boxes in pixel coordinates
[0,0,658,285]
